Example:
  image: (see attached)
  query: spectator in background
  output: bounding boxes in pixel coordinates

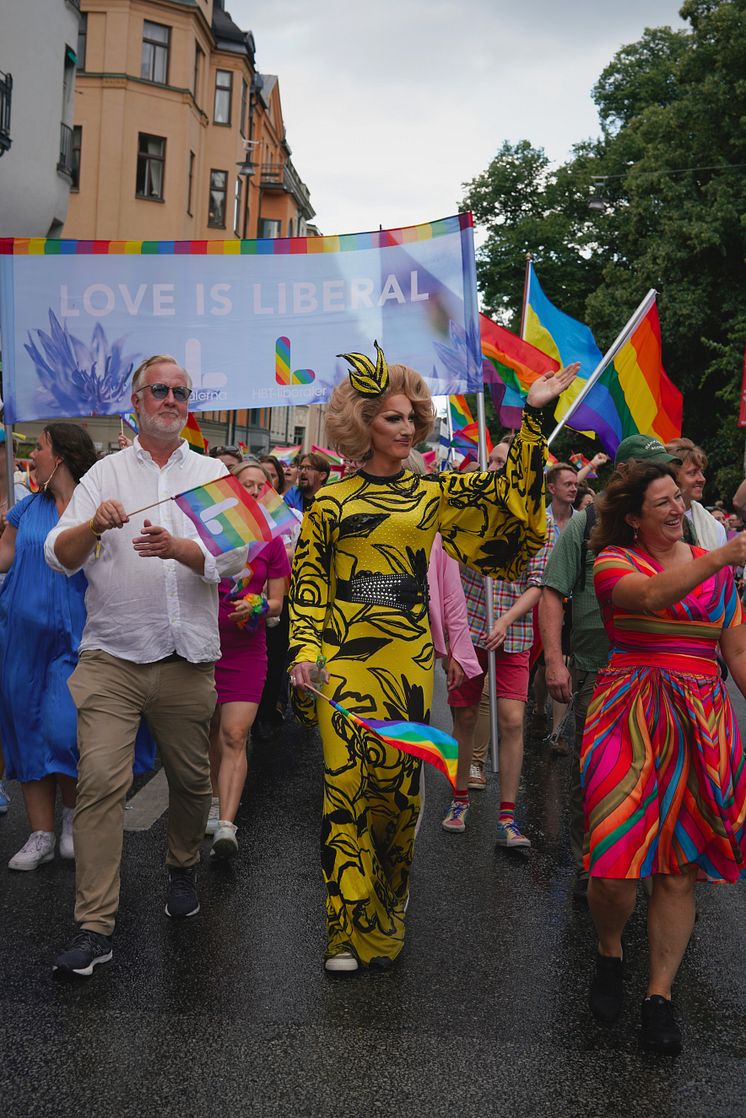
[532,462,577,743]
[574,483,595,511]
[665,438,726,549]
[294,452,330,513]
[258,455,286,495]
[210,445,243,469]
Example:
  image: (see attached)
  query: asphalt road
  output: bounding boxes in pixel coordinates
[1,670,745,1118]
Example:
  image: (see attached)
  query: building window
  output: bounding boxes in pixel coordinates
[187,150,195,215]
[193,43,204,103]
[136,133,166,200]
[71,125,82,190]
[141,20,170,85]
[77,13,87,72]
[214,69,232,124]
[260,218,281,238]
[240,78,248,138]
[208,169,228,227]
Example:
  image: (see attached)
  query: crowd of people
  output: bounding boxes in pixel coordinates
[0,347,745,1060]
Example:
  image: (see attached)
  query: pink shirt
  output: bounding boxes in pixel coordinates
[427,535,482,679]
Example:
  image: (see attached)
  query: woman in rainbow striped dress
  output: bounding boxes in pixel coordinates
[581,460,746,1055]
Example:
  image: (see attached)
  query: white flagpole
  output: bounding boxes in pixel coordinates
[475,391,499,776]
[547,289,657,447]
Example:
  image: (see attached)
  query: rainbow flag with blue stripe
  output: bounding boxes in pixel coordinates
[525,265,682,453]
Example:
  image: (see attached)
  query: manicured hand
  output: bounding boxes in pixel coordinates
[525,362,581,409]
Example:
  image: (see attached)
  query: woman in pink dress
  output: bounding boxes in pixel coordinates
[207,461,291,858]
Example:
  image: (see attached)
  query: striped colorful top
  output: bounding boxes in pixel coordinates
[594,545,743,673]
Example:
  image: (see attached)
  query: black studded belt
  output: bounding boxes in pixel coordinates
[336,573,429,611]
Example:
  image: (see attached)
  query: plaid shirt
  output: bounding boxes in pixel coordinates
[460,538,553,654]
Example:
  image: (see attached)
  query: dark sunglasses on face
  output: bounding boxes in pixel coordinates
[135,382,192,402]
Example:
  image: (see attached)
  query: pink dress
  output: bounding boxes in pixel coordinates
[215,537,291,704]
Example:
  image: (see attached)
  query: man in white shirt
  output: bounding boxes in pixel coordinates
[665,437,727,549]
[45,355,246,977]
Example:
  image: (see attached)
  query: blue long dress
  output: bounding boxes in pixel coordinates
[0,492,155,781]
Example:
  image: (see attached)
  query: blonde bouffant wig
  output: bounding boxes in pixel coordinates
[325,364,436,460]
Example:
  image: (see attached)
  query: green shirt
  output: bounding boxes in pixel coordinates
[541,508,609,671]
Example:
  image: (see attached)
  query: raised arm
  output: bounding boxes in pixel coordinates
[610,534,746,613]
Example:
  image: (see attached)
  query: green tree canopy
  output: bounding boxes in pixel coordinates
[462,0,746,498]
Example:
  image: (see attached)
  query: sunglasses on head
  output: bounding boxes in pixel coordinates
[211,446,241,457]
[135,383,192,402]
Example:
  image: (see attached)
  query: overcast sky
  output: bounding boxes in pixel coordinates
[228,0,687,236]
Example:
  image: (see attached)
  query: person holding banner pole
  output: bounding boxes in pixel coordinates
[289,343,579,973]
[44,355,246,978]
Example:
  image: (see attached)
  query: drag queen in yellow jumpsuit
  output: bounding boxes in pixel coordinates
[289,344,578,971]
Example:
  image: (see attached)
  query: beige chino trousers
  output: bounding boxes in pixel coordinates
[67,650,216,936]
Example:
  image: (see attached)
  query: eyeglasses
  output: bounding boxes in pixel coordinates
[134,383,192,402]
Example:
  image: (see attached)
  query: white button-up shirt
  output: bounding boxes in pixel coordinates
[45,438,246,664]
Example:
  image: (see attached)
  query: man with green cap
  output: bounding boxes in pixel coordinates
[537,435,681,901]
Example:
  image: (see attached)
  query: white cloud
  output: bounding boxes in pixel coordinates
[227,0,687,234]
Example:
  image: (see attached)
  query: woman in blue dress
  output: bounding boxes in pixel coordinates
[0,424,153,871]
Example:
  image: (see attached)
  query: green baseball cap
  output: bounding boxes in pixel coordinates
[614,435,681,466]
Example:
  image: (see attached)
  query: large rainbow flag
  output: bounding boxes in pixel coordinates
[524,264,682,453]
[480,313,559,427]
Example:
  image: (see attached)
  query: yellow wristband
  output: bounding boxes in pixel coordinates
[88,519,101,538]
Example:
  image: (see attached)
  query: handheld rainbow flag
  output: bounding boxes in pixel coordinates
[525,265,682,454]
[309,686,458,789]
[570,452,597,479]
[122,413,139,435]
[480,313,560,427]
[174,475,274,557]
[181,412,208,454]
[256,481,300,537]
[271,444,301,463]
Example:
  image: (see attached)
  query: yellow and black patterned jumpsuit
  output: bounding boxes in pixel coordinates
[289,408,547,966]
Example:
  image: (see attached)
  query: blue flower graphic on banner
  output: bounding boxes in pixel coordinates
[24,310,139,417]
[433,319,482,386]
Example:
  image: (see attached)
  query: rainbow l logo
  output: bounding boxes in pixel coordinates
[275,337,315,385]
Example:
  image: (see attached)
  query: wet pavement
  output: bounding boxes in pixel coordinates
[1,674,745,1118]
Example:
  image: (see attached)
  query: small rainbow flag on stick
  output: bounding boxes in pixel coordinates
[309,686,458,789]
[173,475,274,557]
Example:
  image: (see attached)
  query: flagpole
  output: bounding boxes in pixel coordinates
[476,391,499,776]
[520,254,533,340]
[446,401,454,468]
[546,289,657,447]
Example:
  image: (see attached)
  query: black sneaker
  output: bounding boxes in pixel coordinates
[588,952,624,1022]
[53,930,113,977]
[640,995,682,1055]
[165,866,200,918]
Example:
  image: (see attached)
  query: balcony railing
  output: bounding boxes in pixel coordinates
[58,121,73,176]
[260,162,315,220]
[0,71,12,157]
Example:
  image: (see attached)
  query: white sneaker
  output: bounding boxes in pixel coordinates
[205,798,220,837]
[60,807,75,860]
[467,763,487,790]
[9,831,55,871]
[211,820,238,859]
[325,950,358,973]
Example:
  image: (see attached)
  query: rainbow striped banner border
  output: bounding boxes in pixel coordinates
[0,213,473,257]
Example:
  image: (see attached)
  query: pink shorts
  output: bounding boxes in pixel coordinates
[449,646,530,707]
